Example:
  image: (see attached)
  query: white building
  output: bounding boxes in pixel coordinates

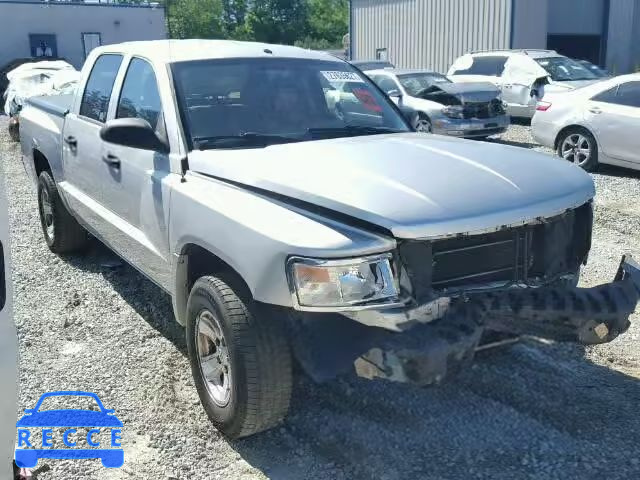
[350,0,640,74]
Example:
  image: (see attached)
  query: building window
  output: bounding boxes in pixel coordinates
[29,34,57,58]
[82,33,102,60]
[375,48,388,61]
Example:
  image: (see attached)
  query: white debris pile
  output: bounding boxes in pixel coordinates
[3,60,79,116]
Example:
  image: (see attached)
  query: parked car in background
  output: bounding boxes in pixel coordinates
[350,59,395,71]
[576,60,610,79]
[3,60,79,141]
[366,68,509,137]
[448,50,603,118]
[532,73,640,171]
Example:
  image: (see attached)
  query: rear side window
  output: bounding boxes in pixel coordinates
[592,81,640,107]
[79,54,123,122]
[451,56,507,77]
[616,81,640,108]
[116,58,163,130]
[371,75,399,94]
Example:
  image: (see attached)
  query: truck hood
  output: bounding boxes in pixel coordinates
[188,133,595,239]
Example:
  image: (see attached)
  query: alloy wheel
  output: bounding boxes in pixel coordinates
[39,187,54,240]
[195,309,232,407]
[561,133,591,166]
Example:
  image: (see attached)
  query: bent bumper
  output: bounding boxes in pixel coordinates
[353,255,640,385]
[432,114,509,138]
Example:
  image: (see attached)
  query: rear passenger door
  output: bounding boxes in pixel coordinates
[99,57,173,289]
[587,81,640,165]
[61,54,123,229]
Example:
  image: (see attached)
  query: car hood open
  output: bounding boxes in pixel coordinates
[188,133,595,239]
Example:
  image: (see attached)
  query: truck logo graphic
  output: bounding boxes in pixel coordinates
[15,391,124,468]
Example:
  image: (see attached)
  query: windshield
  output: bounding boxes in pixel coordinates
[535,57,599,81]
[172,58,409,150]
[397,73,451,97]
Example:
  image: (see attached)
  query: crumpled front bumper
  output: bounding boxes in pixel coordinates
[352,255,640,385]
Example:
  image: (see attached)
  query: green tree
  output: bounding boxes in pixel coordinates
[247,0,310,45]
[166,0,225,39]
[221,0,249,37]
[307,0,348,47]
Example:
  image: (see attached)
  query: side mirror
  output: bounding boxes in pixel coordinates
[100,118,168,152]
[387,89,402,98]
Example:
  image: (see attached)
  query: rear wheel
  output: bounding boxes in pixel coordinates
[37,170,88,253]
[186,275,292,439]
[557,128,599,171]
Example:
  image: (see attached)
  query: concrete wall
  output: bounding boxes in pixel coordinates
[0,2,166,70]
[351,0,513,73]
[511,0,548,49]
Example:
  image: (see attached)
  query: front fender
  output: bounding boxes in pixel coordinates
[169,173,396,322]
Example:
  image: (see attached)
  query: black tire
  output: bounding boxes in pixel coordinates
[37,170,88,253]
[413,113,432,133]
[556,127,599,172]
[186,275,292,439]
[8,117,19,142]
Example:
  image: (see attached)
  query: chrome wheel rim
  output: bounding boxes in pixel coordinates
[561,134,591,165]
[40,187,54,240]
[415,118,432,133]
[196,309,231,407]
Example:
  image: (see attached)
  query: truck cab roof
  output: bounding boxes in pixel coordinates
[91,39,343,65]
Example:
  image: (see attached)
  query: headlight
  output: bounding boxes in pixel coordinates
[288,254,399,308]
[442,105,465,119]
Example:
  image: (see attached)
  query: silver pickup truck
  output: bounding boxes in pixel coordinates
[19,40,640,439]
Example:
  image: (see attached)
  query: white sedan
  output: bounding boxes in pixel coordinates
[532,73,640,171]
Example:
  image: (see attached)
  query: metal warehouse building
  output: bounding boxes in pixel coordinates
[350,0,640,74]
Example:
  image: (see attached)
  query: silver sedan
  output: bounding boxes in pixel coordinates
[532,73,640,171]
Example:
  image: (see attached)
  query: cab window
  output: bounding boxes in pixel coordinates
[116,58,163,130]
[79,54,123,122]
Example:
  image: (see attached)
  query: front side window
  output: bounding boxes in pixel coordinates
[79,54,123,122]
[397,73,451,97]
[172,58,409,150]
[116,58,163,130]
[535,57,598,82]
[450,56,507,77]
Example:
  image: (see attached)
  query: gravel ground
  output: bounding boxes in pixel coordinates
[2,117,640,480]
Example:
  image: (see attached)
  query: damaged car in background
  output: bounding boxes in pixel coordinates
[448,50,603,118]
[18,40,640,439]
[366,68,509,137]
[3,60,79,142]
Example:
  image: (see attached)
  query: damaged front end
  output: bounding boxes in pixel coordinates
[285,203,640,386]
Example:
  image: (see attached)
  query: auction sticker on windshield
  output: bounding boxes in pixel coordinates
[321,71,364,82]
[15,391,124,469]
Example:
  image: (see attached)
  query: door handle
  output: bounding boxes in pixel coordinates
[102,153,121,169]
[64,135,77,147]
[589,107,602,114]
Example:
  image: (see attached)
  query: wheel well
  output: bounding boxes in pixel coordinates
[554,125,591,151]
[174,243,251,326]
[33,149,51,177]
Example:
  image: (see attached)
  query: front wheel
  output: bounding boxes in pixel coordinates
[557,128,599,171]
[413,113,432,133]
[186,275,292,439]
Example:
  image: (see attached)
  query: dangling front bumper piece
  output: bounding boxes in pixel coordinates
[354,255,640,386]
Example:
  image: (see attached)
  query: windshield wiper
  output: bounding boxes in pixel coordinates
[306,125,404,138]
[193,132,303,150]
